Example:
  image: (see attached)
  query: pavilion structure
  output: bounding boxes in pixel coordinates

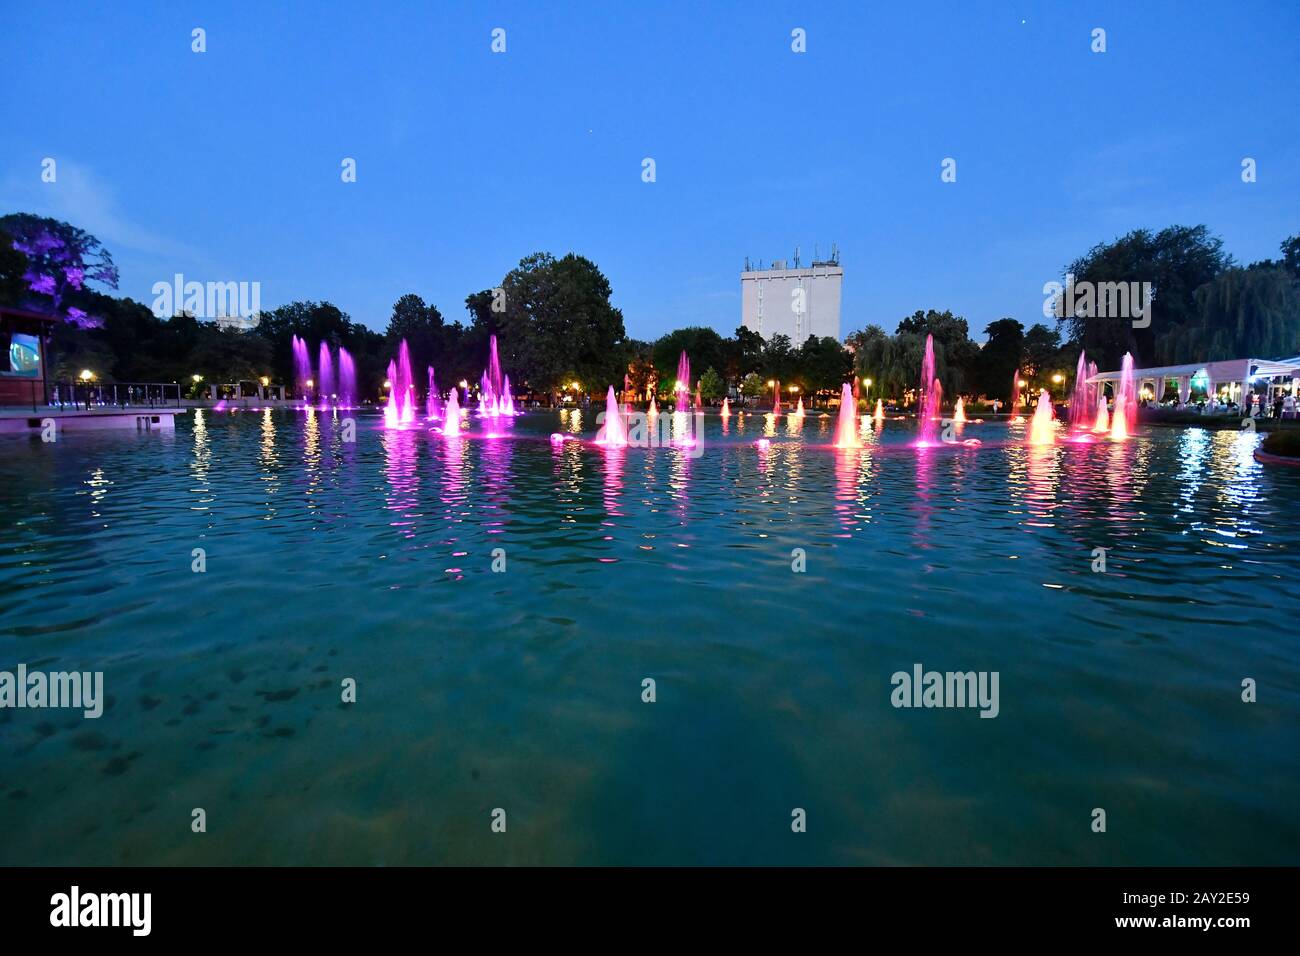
[1088,356,1300,408]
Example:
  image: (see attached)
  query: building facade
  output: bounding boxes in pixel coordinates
[741,252,843,343]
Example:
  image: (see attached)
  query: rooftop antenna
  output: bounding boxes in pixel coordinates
[794,245,801,268]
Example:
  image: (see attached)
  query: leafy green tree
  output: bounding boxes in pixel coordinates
[187,324,273,383]
[760,333,797,384]
[739,372,764,399]
[652,326,727,388]
[1157,266,1300,363]
[488,252,627,398]
[385,293,446,380]
[726,326,765,380]
[973,318,1023,400]
[1061,225,1230,367]
[797,335,852,397]
[0,228,29,306]
[1021,324,1061,384]
[698,366,725,402]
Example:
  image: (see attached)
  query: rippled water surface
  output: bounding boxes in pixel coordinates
[2,408,1298,864]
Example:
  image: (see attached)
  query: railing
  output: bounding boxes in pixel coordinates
[45,381,184,411]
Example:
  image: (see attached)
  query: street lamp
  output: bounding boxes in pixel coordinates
[79,369,95,382]
[1051,372,1064,398]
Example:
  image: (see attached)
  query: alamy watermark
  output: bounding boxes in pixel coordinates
[0,664,103,718]
[151,273,261,324]
[596,410,705,458]
[1044,273,1151,328]
[891,663,999,718]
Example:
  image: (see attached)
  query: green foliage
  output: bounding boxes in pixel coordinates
[0,229,29,306]
[482,252,628,396]
[697,366,725,402]
[972,318,1023,400]
[1061,225,1231,367]
[1156,266,1300,363]
[1263,428,1300,457]
[652,327,727,388]
[739,372,764,398]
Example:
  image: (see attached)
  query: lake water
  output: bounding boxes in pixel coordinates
[1,407,1297,865]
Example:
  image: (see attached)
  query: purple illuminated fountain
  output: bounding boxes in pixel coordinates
[915,334,943,446]
[337,347,356,408]
[475,334,513,417]
[383,360,400,428]
[396,341,415,424]
[291,336,312,400]
[317,342,335,407]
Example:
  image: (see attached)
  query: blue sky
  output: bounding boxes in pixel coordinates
[2,0,1297,342]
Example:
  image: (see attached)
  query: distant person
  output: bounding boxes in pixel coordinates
[1284,393,1296,419]
[1274,394,1284,419]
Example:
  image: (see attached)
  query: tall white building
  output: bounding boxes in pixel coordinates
[741,248,843,343]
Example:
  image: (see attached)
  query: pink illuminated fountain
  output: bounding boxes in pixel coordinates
[1068,352,1092,429]
[1110,352,1136,440]
[1093,396,1110,433]
[694,382,702,412]
[596,386,628,447]
[720,397,730,416]
[915,334,943,446]
[873,398,884,425]
[794,396,805,417]
[1028,389,1056,444]
[649,395,659,416]
[396,341,415,424]
[772,380,782,416]
[675,351,691,414]
[1010,368,1023,420]
[834,383,859,448]
[442,386,462,437]
[953,397,967,423]
[502,374,515,415]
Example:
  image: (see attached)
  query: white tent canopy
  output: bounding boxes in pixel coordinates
[1087,356,1300,405]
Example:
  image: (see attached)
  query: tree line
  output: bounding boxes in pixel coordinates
[3,211,1296,406]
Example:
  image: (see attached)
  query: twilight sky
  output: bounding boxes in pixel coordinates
[1,0,1297,341]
